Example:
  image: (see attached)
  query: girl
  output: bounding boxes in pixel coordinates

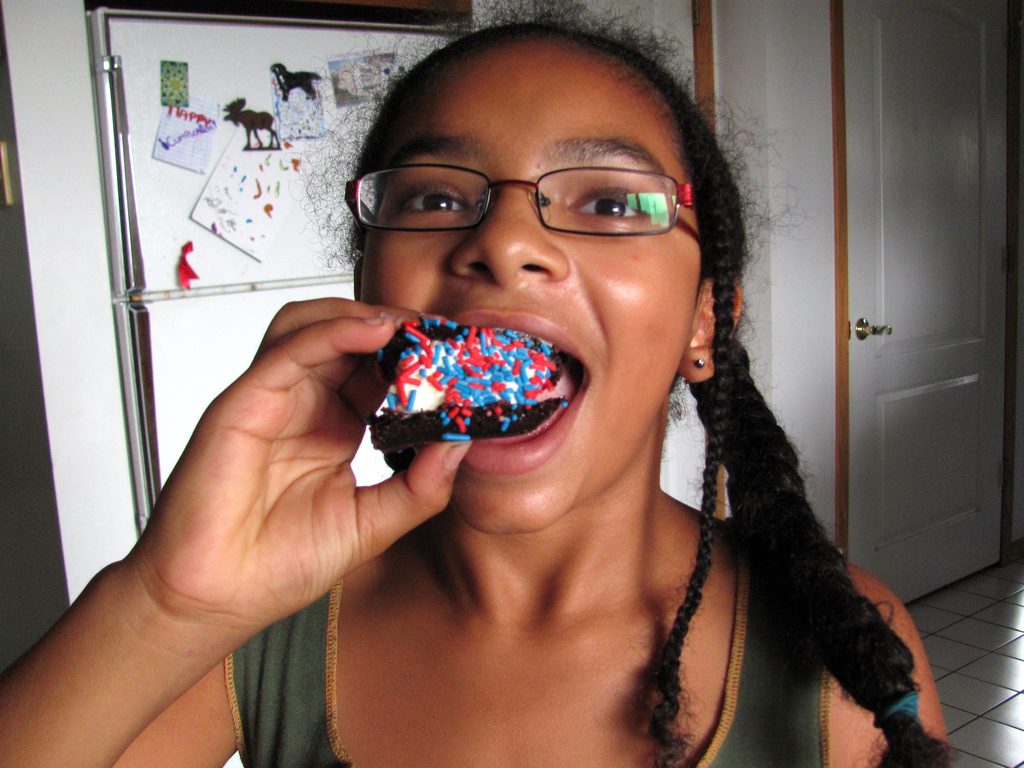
[0,6,948,767]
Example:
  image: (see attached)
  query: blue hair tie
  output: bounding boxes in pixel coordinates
[876,691,919,728]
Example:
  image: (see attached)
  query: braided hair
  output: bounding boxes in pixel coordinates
[346,5,951,765]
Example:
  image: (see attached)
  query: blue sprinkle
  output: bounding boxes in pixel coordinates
[404,332,422,344]
[376,349,384,361]
[501,418,510,432]
[386,393,397,409]
[441,432,471,441]
[407,390,417,411]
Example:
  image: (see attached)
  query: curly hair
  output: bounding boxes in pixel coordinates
[341,3,951,765]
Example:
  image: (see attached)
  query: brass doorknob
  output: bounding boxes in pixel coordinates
[854,317,894,340]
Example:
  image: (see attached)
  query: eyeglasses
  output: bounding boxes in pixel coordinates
[345,164,699,239]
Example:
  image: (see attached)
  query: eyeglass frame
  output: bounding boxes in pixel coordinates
[344,164,700,241]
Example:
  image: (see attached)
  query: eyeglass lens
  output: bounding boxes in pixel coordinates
[357,166,680,235]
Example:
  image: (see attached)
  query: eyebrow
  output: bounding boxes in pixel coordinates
[386,135,483,167]
[545,138,667,173]
[385,134,667,174]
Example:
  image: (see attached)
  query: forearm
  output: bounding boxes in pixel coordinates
[0,560,244,767]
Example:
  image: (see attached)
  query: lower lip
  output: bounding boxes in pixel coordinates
[458,388,583,476]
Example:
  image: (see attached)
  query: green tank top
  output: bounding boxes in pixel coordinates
[227,564,829,767]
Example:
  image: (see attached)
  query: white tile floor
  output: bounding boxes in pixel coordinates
[909,560,1024,766]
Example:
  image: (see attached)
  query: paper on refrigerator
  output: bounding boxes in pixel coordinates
[190,128,303,261]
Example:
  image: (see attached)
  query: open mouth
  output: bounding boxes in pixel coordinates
[369,317,585,453]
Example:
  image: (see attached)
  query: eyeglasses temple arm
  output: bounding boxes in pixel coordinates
[677,182,694,209]
[345,179,363,222]
[675,183,699,242]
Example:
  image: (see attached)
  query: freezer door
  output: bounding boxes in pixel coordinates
[129,282,391,530]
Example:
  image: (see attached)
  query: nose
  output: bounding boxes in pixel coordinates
[448,183,570,286]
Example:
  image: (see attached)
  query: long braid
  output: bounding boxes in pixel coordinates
[702,341,952,766]
[648,112,745,764]
[649,494,715,766]
[675,70,952,763]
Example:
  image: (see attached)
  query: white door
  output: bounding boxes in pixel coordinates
[845,0,1007,600]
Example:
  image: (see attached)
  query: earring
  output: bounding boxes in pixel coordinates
[695,358,706,369]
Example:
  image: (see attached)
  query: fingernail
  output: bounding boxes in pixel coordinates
[382,310,420,326]
[363,315,387,325]
[442,442,472,476]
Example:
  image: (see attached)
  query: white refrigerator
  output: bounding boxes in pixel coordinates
[88,9,440,531]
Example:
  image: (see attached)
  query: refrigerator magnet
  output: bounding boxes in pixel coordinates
[270,63,325,141]
[177,241,200,289]
[160,60,189,107]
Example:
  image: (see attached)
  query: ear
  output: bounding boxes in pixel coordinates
[679,279,716,382]
[679,280,745,382]
[679,281,744,382]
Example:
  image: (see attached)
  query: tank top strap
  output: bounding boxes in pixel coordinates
[226,583,349,768]
[698,563,830,767]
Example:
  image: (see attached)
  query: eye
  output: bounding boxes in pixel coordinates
[574,187,640,218]
[397,185,470,213]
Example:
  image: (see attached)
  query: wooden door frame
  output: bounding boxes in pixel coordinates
[692,0,716,130]
[830,0,850,555]
[1004,0,1021,563]
[830,0,1021,562]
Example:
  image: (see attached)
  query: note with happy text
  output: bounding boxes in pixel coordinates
[152,98,219,174]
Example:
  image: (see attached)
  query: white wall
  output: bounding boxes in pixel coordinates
[1,0,138,600]
[0,1,70,671]
[714,0,838,537]
[581,0,695,63]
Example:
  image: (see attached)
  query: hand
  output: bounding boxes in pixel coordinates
[126,298,469,639]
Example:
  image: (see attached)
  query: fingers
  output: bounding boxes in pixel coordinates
[351,441,472,564]
[258,298,415,357]
[244,297,421,400]
[245,312,398,395]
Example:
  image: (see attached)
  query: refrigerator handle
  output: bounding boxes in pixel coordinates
[117,301,162,533]
[98,54,146,296]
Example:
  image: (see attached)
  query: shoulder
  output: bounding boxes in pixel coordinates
[827,564,948,768]
[847,566,912,630]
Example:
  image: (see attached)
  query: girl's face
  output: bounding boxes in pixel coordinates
[359,40,708,531]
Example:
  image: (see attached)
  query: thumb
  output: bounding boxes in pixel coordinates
[350,441,471,563]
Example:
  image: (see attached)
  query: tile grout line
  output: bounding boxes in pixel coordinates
[909,564,1024,765]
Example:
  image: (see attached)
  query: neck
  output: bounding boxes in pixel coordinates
[412,482,699,629]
